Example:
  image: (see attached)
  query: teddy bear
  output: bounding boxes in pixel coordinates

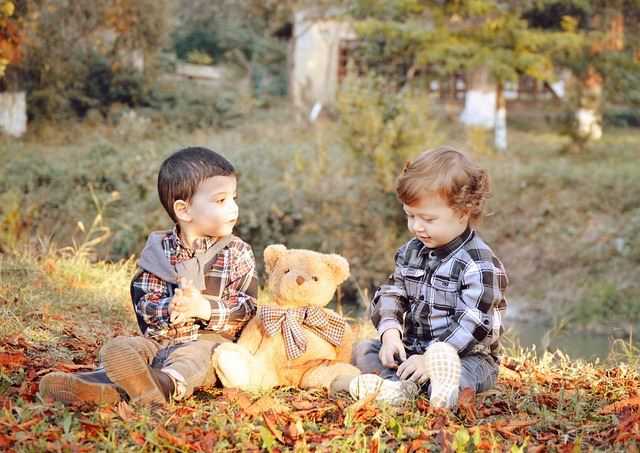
[211,244,361,394]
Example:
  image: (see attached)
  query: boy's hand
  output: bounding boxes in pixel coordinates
[396,354,429,383]
[169,278,212,324]
[379,329,406,368]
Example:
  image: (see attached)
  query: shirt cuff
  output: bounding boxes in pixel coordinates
[205,299,225,331]
[377,319,402,341]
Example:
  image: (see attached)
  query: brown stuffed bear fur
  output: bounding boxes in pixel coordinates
[211,244,360,393]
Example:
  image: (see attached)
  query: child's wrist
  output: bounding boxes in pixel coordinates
[382,328,401,342]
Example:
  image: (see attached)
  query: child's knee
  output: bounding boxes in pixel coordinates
[352,339,381,363]
[459,355,498,392]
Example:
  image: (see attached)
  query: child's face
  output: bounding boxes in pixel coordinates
[183,175,238,238]
[403,193,469,248]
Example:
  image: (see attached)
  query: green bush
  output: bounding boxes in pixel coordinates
[569,281,640,329]
[171,2,289,99]
[603,109,640,128]
[174,29,223,61]
[18,0,169,121]
[336,72,445,192]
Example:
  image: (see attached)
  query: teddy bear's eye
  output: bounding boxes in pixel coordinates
[312,276,319,282]
[284,269,290,274]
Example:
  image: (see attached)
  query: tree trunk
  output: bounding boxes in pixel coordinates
[573,66,603,145]
[460,66,496,129]
[0,91,27,137]
[494,82,507,152]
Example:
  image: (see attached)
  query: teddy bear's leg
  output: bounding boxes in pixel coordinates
[300,362,361,396]
[211,343,255,390]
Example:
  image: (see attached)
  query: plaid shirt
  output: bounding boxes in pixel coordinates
[131,228,258,344]
[371,228,508,360]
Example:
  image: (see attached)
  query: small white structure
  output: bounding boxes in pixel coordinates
[459,67,496,129]
[176,63,223,81]
[0,91,27,137]
[290,9,356,111]
[576,108,603,141]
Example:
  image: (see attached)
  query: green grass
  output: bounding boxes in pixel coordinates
[2,109,640,329]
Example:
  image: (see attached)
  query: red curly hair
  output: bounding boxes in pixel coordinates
[396,147,491,225]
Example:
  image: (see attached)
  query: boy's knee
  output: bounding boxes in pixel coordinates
[99,336,155,363]
[459,355,498,393]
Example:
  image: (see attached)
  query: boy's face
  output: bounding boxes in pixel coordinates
[180,175,238,238]
[403,192,469,249]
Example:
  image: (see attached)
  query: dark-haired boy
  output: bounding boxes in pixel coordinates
[39,147,258,406]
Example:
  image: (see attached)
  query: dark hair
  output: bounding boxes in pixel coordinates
[158,147,235,223]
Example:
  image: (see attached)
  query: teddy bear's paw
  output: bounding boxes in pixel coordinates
[213,348,252,389]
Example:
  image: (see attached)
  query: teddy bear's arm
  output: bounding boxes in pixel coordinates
[335,321,355,364]
[236,317,265,354]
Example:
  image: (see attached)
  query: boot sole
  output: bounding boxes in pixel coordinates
[39,372,120,405]
[102,341,166,406]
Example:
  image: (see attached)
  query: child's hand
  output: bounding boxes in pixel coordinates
[396,354,429,383]
[169,278,212,324]
[379,329,406,368]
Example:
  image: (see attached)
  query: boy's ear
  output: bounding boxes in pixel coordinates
[264,244,287,275]
[173,200,191,223]
[324,254,350,285]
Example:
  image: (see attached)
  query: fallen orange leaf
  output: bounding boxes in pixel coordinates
[263,411,285,443]
[457,388,477,422]
[115,401,137,422]
[0,352,27,370]
[600,397,640,415]
[157,426,187,447]
[130,431,146,446]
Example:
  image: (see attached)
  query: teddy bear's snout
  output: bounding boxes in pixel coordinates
[296,275,305,285]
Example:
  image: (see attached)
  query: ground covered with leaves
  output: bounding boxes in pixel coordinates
[1,253,640,452]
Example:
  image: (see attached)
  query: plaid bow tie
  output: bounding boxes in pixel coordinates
[258,306,346,360]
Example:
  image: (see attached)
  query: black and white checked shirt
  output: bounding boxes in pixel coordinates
[371,228,508,360]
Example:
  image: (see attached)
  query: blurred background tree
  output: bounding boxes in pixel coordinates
[345,0,584,151]
[344,0,640,151]
[173,0,294,97]
[16,0,168,119]
[0,1,20,82]
[524,0,640,150]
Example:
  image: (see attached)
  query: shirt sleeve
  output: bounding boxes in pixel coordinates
[203,242,258,332]
[371,245,410,339]
[436,258,508,353]
[131,270,173,329]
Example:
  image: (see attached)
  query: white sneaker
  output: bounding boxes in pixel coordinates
[349,374,419,405]
[423,342,461,408]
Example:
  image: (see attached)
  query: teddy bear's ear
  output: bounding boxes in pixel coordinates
[324,254,350,285]
[264,244,287,275]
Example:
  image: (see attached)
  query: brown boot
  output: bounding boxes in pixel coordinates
[39,369,121,405]
[102,340,174,406]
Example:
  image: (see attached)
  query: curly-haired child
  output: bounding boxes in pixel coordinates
[349,146,508,408]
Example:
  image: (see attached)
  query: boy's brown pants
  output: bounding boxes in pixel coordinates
[99,334,229,399]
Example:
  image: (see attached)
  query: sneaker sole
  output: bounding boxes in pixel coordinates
[430,382,460,408]
[349,374,418,405]
[39,372,120,405]
[424,343,462,408]
[102,341,166,406]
